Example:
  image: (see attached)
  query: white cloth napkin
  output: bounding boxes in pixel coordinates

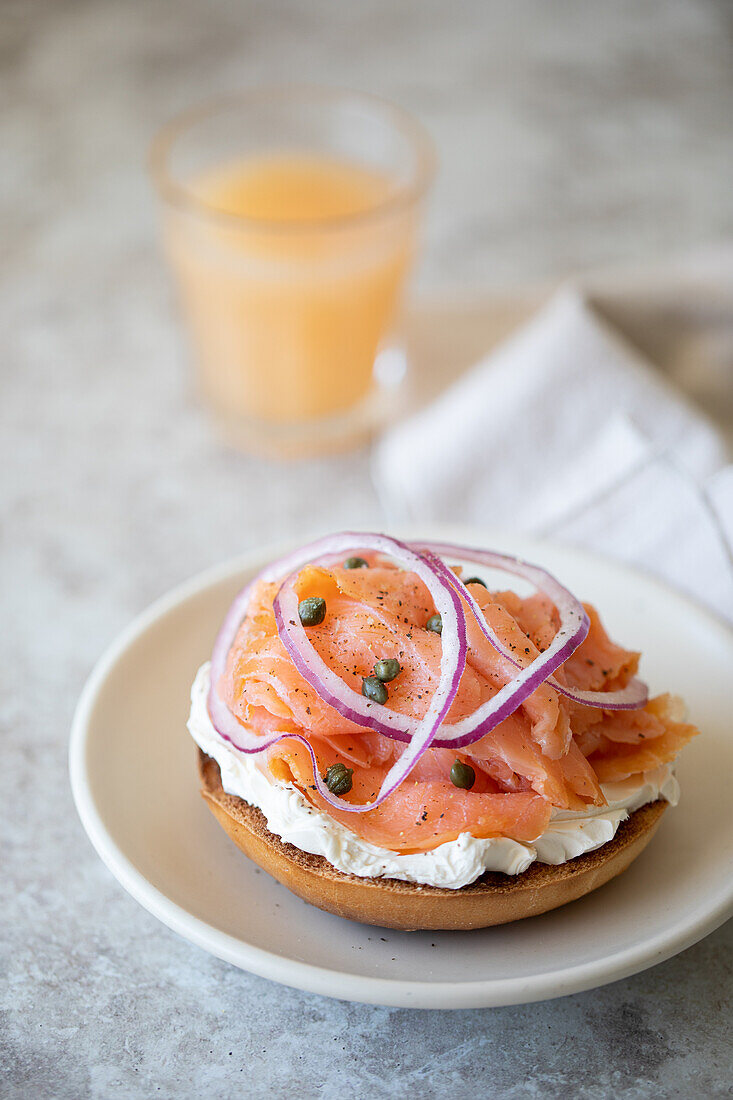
[374,288,733,622]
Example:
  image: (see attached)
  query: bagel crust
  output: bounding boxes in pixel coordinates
[198,750,667,930]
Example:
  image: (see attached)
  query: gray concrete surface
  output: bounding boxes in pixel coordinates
[2,1,732,1097]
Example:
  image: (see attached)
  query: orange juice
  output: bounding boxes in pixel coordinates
[163,154,416,425]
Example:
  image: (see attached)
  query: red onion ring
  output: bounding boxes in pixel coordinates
[273,533,467,810]
[420,541,648,711]
[416,551,590,746]
[210,533,467,811]
[206,536,353,757]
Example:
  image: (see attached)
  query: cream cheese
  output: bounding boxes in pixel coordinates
[189,663,679,890]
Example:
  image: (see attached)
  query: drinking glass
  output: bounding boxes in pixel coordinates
[150,87,434,455]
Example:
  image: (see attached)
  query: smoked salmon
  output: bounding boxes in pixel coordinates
[218,548,697,854]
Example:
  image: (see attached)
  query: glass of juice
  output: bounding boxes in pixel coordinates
[150,88,435,455]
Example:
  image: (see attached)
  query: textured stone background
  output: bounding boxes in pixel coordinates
[2,1,732,1097]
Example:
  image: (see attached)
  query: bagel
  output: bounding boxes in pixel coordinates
[198,750,667,931]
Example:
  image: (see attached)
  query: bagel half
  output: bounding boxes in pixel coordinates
[198,750,666,931]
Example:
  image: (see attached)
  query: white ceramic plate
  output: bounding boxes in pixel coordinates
[70,531,733,1009]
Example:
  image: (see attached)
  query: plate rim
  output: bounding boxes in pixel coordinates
[69,532,733,1009]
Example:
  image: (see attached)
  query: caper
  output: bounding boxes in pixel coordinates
[298,596,326,626]
[362,675,388,705]
[450,759,476,790]
[374,658,401,683]
[324,762,353,795]
[426,613,443,634]
[464,576,487,588]
[344,556,368,569]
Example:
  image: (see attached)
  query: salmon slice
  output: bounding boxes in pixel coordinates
[564,605,640,691]
[494,589,560,654]
[296,565,485,725]
[589,726,696,782]
[466,712,605,810]
[587,695,698,782]
[268,737,551,851]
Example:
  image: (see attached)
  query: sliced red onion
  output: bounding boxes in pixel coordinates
[207,534,373,748]
[205,712,375,817]
[210,532,468,811]
[547,678,648,709]
[273,533,468,810]
[274,544,447,739]
[207,582,380,813]
[420,540,648,711]
[206,580,255,749]
[420,551,590,746]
